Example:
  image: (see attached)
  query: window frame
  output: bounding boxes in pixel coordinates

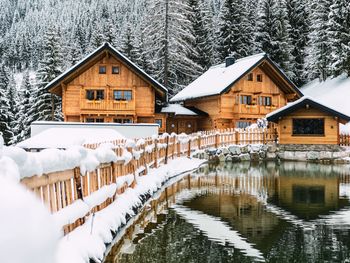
[259,96,272,106]
[292,118,325,136]
[240,95,252,105]
[112,66,120,74]
[113,118,133,124]
[113,90,133,101]
[247,73,253,81]
[99,65,107,74]
[257,74,263,82]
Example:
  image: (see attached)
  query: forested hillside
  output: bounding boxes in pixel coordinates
[0,0,349,144]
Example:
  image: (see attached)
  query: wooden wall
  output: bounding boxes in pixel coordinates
[278,107,339,145]
[184,66,289,130]
[62,55,157,123]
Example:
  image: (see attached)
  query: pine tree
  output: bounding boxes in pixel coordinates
[187,0,212,70]
[256,0,294,78]
[328,0,350,77]
[286,0,310,86]
[0,64,13,145]
[6,74,18,144]
[217,0,251,60]
[143,0,203,97]
[305,0,332,81]
[13,71,34,143]
[31,28,63,122]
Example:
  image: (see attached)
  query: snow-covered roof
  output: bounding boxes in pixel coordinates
[161,104,198,116]
[170,53,301,102]
[46,42,167,100]
[171,53,265,102]
[17,128,125,149]
[301,74,350,117]
[266,96,350,123]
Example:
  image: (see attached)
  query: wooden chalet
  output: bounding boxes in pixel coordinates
[46,43,168,133]
[266,97,350,145]
[170,54,302,131]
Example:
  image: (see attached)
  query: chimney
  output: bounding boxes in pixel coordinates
[225,56,235,67]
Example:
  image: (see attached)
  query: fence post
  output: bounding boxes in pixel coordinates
[235,131,239,145]
[154,138,158,168]
[215,132,219,148]
[198,134,201,150]
[165,135,169,165]
[187,139,191,158]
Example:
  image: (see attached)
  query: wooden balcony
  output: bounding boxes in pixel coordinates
[80,99,136,112]
[234,104,278,116]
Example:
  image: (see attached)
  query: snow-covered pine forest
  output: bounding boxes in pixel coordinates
[0,0,349,145]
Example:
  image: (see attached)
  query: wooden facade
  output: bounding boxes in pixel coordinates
[267,97,350,145]
[173,57,302,131]
[47,43,168,133]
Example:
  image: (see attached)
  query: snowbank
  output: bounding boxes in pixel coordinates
[17,128,125,149]
[0,177,60,263]
[55,157,205,263]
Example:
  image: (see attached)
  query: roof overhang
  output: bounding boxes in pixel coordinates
[266,97,350,124]
[47,43,168,101]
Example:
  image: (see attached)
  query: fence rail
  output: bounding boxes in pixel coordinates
[20,127,277,234]
[339,134,350,146]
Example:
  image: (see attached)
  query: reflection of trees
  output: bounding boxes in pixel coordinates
[119,209,254,263]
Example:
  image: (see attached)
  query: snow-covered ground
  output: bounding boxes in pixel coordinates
[0,134,206,263]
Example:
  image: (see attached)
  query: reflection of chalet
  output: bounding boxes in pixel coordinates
[170,54,302,131]
[46,43,168,132]
[267,96,350,144]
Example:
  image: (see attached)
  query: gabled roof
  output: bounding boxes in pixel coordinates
[161,104,208,116]
[266,96,350,123]
[46,42,167,100]
[170,53,302,102]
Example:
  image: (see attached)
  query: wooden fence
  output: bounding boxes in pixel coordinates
[339,134,350,146]
[20,127,277,234]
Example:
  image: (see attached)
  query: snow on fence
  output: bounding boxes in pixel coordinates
[19,127,276,235]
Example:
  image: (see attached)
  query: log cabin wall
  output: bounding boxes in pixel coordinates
[278,107,339,145]
[62,55,165,126]
[185,66,289,130]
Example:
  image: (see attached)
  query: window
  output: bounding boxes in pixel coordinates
[96,90,104,100]
[86,90,104,100]
[240,95,252,105]
[113,118,133,123]
[292,118,325,136]
[112,66,120,74]
[155,119,162,128]
[257,74,263,82]
[86,118,104,123]
[247,73,253,81]
[86,90,95,100]
[99,66,106,74]
[236,121,251,129]
[113,90,132,101]
[259,96,272,106]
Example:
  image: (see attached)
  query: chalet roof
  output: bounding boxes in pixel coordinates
[301,74,350,116]
[266,96,350,123]
[46,42,168,100]
[170,53,302,102]
[161,104,208,116]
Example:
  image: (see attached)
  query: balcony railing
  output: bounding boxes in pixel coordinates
[234,104,277,115]
[80,99,136,111]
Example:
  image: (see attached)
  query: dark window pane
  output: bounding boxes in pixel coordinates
[95,118,104,123]
[124,91,132,101]
[86,90,95,100]
[293,118,325,135]
[114,90,123,100]
[112,66,120,74]
[247,73,253,81]
[240,95,252,105]
[99,66,106,74]
[96,90,104,100]
[123,119,132,123]
[257,74,263,82]
[86,118,95,123]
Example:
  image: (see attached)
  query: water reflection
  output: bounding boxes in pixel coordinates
[105,162,350,263]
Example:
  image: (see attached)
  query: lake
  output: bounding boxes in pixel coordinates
[104,162,350,263]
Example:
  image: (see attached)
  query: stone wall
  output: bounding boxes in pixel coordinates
[193,144,350,164]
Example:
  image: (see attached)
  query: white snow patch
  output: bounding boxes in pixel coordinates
[161,104,198,115]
